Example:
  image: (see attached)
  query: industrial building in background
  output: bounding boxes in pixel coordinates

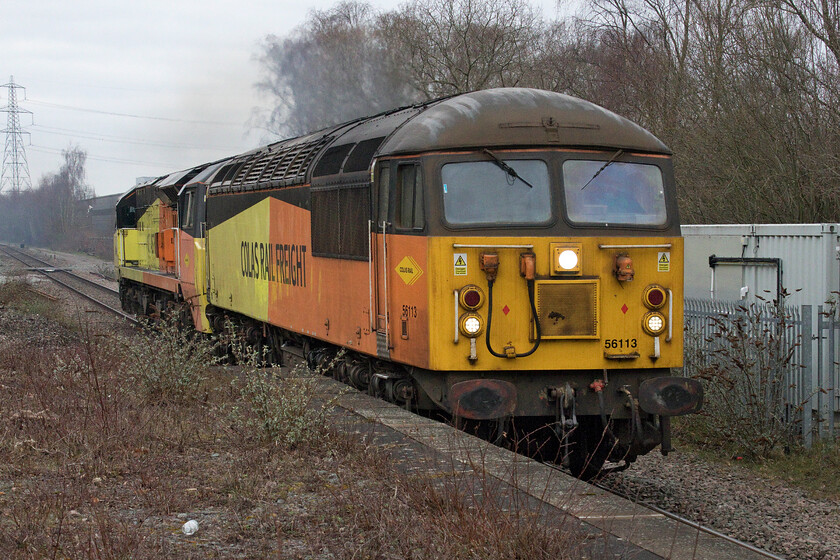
[1,76,32,194]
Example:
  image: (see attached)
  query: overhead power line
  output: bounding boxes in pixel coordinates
[30,124,242,151]
[29,144,182,168]
[27,99,243,126]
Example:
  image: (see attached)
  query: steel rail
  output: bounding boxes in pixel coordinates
[0,245,138,325]
[558,461,788,560]
[3,246,120,296]
[593,476,788,559]
[543,462,786,559]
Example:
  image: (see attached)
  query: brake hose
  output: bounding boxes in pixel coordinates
[485,278,542,358]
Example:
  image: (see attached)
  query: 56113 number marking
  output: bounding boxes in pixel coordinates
[604,338,637,350]
[402,305,418,318]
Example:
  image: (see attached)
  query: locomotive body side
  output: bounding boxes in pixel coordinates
[204,191,381,355]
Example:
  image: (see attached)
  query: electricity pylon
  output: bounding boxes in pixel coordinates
[1,76,32,194]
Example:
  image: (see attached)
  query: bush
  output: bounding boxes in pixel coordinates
[121,312,217,405]
[684,300,802,458]
[229,345,332,449]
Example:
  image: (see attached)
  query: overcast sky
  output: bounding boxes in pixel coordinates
[2,0,562,196]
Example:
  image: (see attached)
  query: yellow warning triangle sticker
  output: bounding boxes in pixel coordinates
[659,253,669,263]
[455,255,466,266]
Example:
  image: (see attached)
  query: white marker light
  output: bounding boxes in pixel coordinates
[647,315,664,332]
[463,316,481,335]
[643,312,666,336]
[459,313,485,337]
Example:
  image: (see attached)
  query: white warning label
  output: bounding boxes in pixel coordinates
[454,253,467,276]
[657,252,670,272]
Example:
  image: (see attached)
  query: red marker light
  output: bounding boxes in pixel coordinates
[463,289,481,308]
[459,285,485,310]
[643,285,667,309]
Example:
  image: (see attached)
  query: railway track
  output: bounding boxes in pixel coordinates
[0,244,138,325]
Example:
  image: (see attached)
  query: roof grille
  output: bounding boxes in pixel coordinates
[208,137,331,194]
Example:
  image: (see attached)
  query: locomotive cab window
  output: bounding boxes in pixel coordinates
[441,159,551,225]
[181,190,195,230]
[562,160,667,226]
[395,163,424,230]
[376,164,390,227]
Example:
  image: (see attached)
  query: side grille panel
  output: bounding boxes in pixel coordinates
[535,280,599,339]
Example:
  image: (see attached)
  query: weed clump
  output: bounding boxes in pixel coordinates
[0,277,30,306]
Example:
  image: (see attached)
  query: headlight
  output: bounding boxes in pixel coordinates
[550,243,582,275]
[558,250,578,270]
[459,312,484,337]
[642,311,666,336]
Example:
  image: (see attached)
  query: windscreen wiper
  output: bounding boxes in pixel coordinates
[580,149,624,190]
[482,148,535,189]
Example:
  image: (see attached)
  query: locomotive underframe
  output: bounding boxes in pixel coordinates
[196,303,678,470]
[119,277,181,317]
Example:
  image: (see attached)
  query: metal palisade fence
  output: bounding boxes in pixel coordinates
[684,298,839,446]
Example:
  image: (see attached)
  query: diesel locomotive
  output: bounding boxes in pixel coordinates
[114,88,702,478]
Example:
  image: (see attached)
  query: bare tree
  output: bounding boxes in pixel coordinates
[255,1,417,137]
[776,0,840,67]
[0,146,91,247]
[380,0,543,99]
[576,0,840,224]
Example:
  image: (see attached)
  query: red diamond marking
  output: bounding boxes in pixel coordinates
[621,304,629,314]
[502,305,510,315]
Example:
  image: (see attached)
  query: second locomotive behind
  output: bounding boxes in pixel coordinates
[115,88,703,479]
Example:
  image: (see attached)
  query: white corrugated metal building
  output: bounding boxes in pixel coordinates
[682,224,840,437]
[683,224,840,308]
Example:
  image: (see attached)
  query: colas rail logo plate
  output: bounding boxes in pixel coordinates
[396,256,423,286]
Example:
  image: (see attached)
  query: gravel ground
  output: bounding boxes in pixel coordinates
[604,450,840,560]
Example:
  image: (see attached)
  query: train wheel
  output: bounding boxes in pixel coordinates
[567,417,613,481]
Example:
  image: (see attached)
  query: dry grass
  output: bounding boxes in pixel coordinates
[0,279,600,559]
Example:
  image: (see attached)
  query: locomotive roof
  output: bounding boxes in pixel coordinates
[120,88,670,198]
[377,88,670,156]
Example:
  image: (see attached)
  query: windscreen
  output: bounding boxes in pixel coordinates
[441,159,551,225]
[562,160,667,226]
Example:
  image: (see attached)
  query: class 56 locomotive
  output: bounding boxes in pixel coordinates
[114,88,703,479]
